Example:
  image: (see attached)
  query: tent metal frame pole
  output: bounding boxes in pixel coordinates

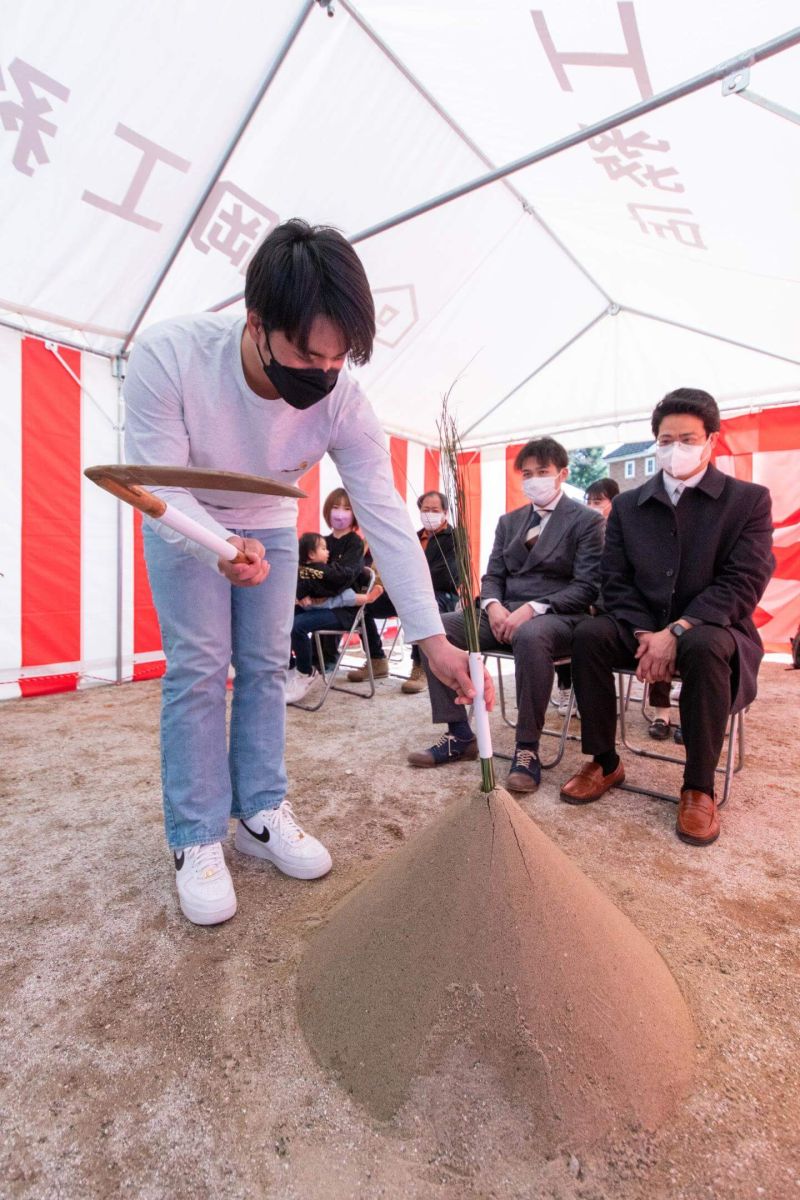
[120,0,316,355]
[461,308,610,439]
[0,316,116,359]
[622,306,800,368]
[345,26,800,247]
[339,0,612,305]
[113,364,126,685]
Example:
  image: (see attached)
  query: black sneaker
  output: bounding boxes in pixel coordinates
[407,732,478,767]
[506,746,541,793]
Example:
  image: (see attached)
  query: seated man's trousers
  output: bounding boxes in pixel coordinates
[571,615,737,795]
[421,608,580,744]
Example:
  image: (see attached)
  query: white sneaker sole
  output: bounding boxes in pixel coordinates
[176,889,238,926]
[234,823,332,880]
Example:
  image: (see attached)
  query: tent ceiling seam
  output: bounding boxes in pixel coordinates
[120,0,315,355]
[461,307,612,439]
[622,306,800,368]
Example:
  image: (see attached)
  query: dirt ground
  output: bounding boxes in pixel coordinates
[1,657,798,1200]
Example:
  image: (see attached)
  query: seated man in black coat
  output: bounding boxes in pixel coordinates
[561,388,774,846]
[408,437,604,793]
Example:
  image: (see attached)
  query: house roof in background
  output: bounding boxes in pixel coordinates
[604,441,654,461]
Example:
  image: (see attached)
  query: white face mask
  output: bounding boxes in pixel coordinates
[655,439,709,479]
[420,511,445,531]
[522,475,560,507]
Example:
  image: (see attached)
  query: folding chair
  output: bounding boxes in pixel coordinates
[614,668,745,808]
[479,651,578,769]
[289,572,377,712]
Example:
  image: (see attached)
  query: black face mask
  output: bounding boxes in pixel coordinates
[256,333,340,411]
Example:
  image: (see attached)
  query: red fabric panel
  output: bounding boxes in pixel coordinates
[389,436,408,500]
[715,409,800,652]
[132,511,165,680]
[458,449,481,597]
[20,673,80,697]
[716,405,800,456]
[423,448,440,497]
[20,338,81,695]
[773,542,800,581]
[296,463,321,535]
[505,444,526,512]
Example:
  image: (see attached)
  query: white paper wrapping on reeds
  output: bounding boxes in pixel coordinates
[468,651,493,761]
[159,503,238,562]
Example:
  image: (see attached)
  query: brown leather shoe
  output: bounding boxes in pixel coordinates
[676,789,720,846]
[560,759,625,805]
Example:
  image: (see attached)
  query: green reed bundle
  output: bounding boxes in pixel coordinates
[437,394,495,793]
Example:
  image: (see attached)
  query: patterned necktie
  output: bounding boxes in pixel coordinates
[525,511,543,547]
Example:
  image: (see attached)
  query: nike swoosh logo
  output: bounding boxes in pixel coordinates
[241,821,270,844]
[174,851,185,870]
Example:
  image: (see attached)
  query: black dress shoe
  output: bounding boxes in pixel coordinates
[648,718,671,741]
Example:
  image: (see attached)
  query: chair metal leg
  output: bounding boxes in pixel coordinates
[482,652,579,766]
[539,684,576,769]
[289,626,376,711]
[616,671,744,805]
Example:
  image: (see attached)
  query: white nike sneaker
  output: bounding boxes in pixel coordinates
[234,801,332,880]
[174,842,237,926]
[284,668,317,704]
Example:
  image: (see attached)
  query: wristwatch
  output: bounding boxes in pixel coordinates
[669,622,687,638]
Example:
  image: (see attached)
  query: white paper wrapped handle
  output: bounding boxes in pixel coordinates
[468,651,493,760]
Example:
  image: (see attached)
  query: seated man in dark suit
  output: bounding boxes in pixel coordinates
[561,388,774,845]
[408,437,604,793]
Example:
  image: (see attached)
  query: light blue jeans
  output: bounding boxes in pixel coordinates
[143,525,298,849]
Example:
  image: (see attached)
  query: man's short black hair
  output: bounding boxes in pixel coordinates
[298,532,325,564]
[585,477,619,503]
[513,436,569,472]
[417,490,448,512]
[245,219,376,366]
[651,388,720,437]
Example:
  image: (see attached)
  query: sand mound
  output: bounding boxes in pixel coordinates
[298,787,695,1152]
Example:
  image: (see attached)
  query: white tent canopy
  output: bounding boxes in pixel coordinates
[3,0,800,446]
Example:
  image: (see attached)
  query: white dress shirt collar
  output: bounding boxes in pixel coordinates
[662,464,708,505]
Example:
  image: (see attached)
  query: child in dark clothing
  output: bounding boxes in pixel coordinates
[286,532,383,702]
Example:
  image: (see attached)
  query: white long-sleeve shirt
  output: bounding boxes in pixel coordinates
[123,313,444,643]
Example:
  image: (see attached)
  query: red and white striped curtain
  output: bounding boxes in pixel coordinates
[2,330,798,699]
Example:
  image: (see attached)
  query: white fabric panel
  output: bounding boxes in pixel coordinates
[0,0,798,445]
[140,6,559,330]
[80,354,126,684]
[0,0,304,346]
[355,199,605,443]
[463,311,800,448]
[0,328,22,699]
[479,445,507,578]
